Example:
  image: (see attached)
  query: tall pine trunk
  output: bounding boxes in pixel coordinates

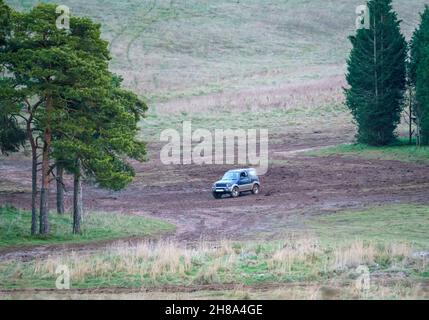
[39,94,53,235]
[56,165,65,215]
[31,150,38,234]
[73,158,83,234]
[409,91,412,145]
[39,145,50,234]
[410,6,429,146]
[27,119,38,235]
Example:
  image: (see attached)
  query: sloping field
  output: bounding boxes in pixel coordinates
[2,1,429,299]
[7,0,427,107]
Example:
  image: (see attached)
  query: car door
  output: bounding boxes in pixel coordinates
[238,171,251,191]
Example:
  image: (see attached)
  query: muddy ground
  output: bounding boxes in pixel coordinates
[1,124,429,299]
[1,126,429,250]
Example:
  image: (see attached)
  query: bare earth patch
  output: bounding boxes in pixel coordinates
[1,127,429,247]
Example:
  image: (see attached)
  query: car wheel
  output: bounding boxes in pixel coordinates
[252,184,260,195]
[213,193,222,199]
[231,186,240,198]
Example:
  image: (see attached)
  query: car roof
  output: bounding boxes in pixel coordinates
[227,168,256,173]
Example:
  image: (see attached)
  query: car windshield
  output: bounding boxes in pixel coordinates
[222,172,239,180]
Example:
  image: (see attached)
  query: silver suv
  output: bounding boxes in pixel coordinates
[212,168,260,199]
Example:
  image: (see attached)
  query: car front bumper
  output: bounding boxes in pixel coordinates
[212,187,233,194]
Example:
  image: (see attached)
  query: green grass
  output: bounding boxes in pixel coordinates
[140,103,349,142]
[307,204,429,249]
[1,204,427,293]
[6,0,426,103]
[0,236,424,291]
[306,139,429,164]
[0,205,175,248]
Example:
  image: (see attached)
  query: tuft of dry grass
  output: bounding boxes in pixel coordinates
[385,243,413,259]
[7,238,423,294]
[332,241,377,271]
[269,238,321,273]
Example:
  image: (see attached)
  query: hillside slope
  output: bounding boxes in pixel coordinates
[7,0,427,109]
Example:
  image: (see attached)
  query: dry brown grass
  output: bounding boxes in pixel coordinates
[268,238,321,273]
[332,241,377,271]
[156,76,346,115]
[33,240,240,283]
[20,238,426,299]
[35,240,417,279]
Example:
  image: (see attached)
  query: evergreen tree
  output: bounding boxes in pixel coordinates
[52,74,147,234]
[410,5,429,145]
[0,1,62,234]
[0,115,26,154]
[1,1,36,231]
[0,1,26,154]
[0,0,10,48]
[1,3,148,235]
[345,0,407,146]
[2,5,71,233]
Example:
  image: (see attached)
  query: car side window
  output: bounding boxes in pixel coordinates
[241,172,247,179]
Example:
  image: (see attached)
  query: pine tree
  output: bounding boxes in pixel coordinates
[1,3,148,235]
[0,4,110,234]
[410,5,429,145]
[0,115,26,154]
[1,1,39,232]
[0,0,10,48]
[0,1,26,154]
[52,74,147,234]
[345,0,407,146]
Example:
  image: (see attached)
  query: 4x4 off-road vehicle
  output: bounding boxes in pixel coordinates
[212,168,260,199]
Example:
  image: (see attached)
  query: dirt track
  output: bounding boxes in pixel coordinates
[1,128,429,254]
[2,277,428,298]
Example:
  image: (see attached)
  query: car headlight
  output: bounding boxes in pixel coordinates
[226,183,232,188]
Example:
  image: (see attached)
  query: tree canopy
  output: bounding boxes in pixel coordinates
[345,0,407,146]
[410,5,429,145]
[0,2,147,234]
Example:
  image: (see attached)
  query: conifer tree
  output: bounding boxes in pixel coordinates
[410,5,429,145]
[0,115,26,154]
[1,3,147,235]
[4,4,112,234]
[345,0,407,146]
[52,74,147,234]
[0,0,10,48]
[0,2,26,154]
[0,1,36,231]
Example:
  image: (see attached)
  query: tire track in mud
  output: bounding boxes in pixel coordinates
[2,278,427,297]
[0,282,308,295]
[1,132,429,260]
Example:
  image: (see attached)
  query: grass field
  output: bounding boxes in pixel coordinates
[2,0,429,300]
[306,140,429,164]
[1,204,427,298]
[0,206,175,248]
[7,0,427,146]
[140,103,350,142]
[6,0,427,106]
[307,204,429,249]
